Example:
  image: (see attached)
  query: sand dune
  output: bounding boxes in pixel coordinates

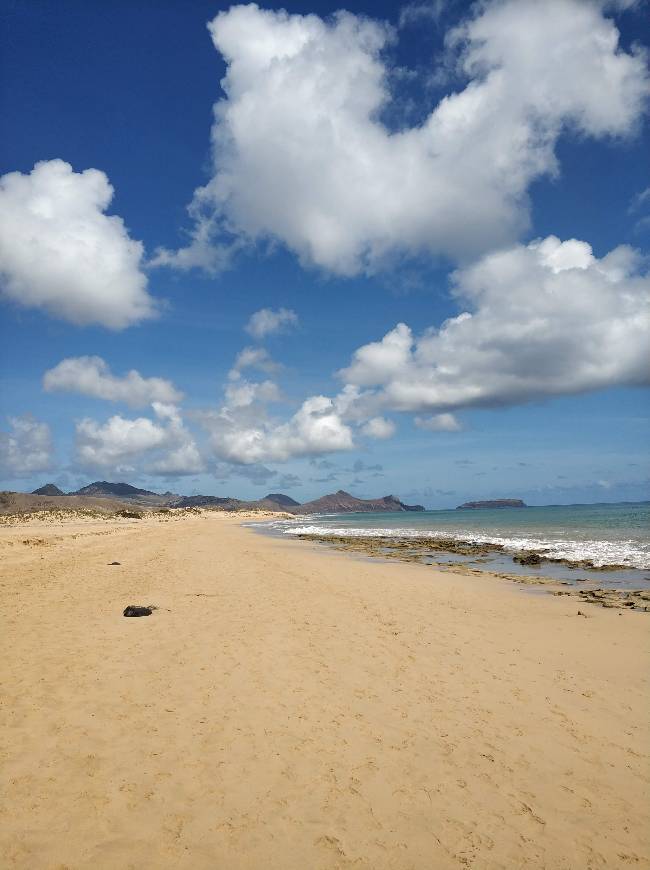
[1,512,648,869]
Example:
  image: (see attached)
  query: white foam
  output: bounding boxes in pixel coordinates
[278,524,650,569]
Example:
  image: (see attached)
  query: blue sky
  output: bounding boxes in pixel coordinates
[1,0,649,507]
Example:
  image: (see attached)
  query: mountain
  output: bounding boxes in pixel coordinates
[35,480,298,513]
[0,491,134,515]
[72,481,158,498]
[9,481,424,517]
[70,481,177,507]
[264,493,301,508]
[295,490,424,514]
[154,489,424,514]
[457,499,527,509]
[173,494,297,512]
[31,483,64,496]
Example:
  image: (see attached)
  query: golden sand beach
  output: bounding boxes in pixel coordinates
[1,511,648,869]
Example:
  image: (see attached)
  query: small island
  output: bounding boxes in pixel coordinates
[456,499,527,510]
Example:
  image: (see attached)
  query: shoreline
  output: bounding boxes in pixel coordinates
[2,511,649,868]
[281,532,650,611]
[277,525,650,571]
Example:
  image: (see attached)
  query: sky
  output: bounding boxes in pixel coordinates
[0,0,649,508]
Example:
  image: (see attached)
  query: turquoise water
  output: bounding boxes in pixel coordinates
[264,501,650,572]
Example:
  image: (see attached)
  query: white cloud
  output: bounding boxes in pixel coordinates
[150,207,237,274]
[341,236,650,411]
[206,344,401,465]
[148,441,204,476]
[230,346,280,376]
[76,416,168,467]
[351,459,383,473]
[224,379,281,408]
[204,395,354,464]
[245,307,298,339]
[0,416,53,477]
[415,413,462,432]
[44,357,182,408]
[220,462,278,484]
[193,341,358,466]
[630,187,650,212]
[277,472,302,489]
[75,407,203,476]
[361,416,396,439]
[225,345,283,407]
[156,0,649,275]
[0,160,156,328]
[629,185,650,234]
[151,402,183,422]
[399,1,448,27]
[148,407,205,475]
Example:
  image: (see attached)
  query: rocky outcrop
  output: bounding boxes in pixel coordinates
[457,499,527,509]
[513,552,542,565]
[295,490,424,514]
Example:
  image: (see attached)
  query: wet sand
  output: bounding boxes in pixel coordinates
[1,511,649,869]
[292,533,650,610]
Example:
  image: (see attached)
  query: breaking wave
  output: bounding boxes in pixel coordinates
[275,523,650,570]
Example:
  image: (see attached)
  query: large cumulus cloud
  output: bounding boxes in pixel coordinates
[44,357,182,408]
[341,236,650,412]
[155,0,649,275]
[0,416,54,477]
[0,160,156,328]
[74,408,204,476]
[202,395,355,464]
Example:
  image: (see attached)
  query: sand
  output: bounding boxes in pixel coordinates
[1,511,648,869]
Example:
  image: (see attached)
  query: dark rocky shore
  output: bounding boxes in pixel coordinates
[295,533,650,611]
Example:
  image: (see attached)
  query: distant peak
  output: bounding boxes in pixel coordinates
[295,490,424,514]
[264,492,301,507]
[73,481,158,498]
[31,483,64,496]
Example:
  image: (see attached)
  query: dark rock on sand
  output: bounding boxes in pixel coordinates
[123,605,154,617]
[116,509,143,519]
[108,561,121,566]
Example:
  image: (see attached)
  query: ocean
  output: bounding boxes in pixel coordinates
[258,501,650,589]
